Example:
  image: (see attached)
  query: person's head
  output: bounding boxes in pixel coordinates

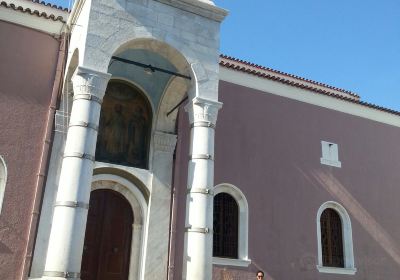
[256,270,264,279]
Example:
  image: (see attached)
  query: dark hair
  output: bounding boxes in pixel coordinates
[257,270,264,277]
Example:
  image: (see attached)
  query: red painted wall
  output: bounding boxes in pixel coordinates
[173,80,400,279]
[0,20,60,280]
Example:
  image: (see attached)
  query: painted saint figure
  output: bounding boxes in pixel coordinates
[95,81,151,168]
[104,104,127,161]
[127,106,148,168]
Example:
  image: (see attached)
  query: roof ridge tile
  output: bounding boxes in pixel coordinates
[219,57,400,117]
[0,0,66,22]
[220,54,360,98]
[28,0,69,11]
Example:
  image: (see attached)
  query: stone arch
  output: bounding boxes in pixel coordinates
[156,75,188,133]
[92,173,148,280]
[109,38,193,133]
[108,77,156,117]
[111,38,192,76]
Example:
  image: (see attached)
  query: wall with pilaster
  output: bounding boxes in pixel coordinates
[0,21,61,280]
[173,80,400,280]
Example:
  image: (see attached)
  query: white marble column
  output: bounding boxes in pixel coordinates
[42,67,111,280]
[184,97,222,280]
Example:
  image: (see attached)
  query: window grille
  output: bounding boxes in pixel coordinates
[54,110,70,133]
[213,193,239,258]
[320,208,344,267]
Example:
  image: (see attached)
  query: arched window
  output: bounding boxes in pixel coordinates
[213,193,238,259]
[317,201,356,275]
[96,81,152,169]
[320,208,344,267]
[213,184,250,267]
[0,156,7,214]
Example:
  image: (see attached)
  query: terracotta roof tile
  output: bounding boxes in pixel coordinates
[219,55,400,117]
[28,0,69,11]
[0,0,66,22]
[220,54,360,99]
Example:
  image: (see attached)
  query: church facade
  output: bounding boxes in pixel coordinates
[1,0,400,280]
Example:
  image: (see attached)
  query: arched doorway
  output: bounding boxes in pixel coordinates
[81,189,134,280]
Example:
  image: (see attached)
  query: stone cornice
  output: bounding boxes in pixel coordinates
[154,0,228,22]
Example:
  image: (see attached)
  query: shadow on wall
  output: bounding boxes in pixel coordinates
[0,242,12,254]
[298,167,400,266]
[213,262,276,280]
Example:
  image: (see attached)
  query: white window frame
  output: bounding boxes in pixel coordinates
[320,141,341,168]
[0,156,7,214]
[316,201,356,275]
[213,183,251,267]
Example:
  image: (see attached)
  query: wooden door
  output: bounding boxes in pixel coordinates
[81,189,133,280]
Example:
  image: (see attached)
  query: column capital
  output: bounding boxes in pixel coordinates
[154,131,177,154]
[184,97,222,125]
[71,66,111,101]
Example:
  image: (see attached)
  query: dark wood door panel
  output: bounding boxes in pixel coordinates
[81,189,133,280]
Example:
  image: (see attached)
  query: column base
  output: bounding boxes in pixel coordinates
[31,277,80,280]
[30,273,81,280]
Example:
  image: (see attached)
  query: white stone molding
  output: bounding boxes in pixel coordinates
[154,0,228,22]
[316,201,356,275]
[212,257,251,268]
[0,156,7,215]
[41,67,111,280]
[153,131,178,154]
[213,183,251,267]
[220,67,400,128]
[94,161,153,195]
[92,174,148,280]
[317,266,357,275]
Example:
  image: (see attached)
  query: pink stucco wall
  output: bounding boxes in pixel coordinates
[173,80,400,279]
[0,20,60,279]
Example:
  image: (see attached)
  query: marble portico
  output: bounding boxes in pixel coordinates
[35,0,227,279]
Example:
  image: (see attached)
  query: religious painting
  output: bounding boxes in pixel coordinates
[95,81,152,169]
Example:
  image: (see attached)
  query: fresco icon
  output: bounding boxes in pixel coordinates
[96,81,151,169]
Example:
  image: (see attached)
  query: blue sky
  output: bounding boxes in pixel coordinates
[51,0,399,111]
[214,0,400,111]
